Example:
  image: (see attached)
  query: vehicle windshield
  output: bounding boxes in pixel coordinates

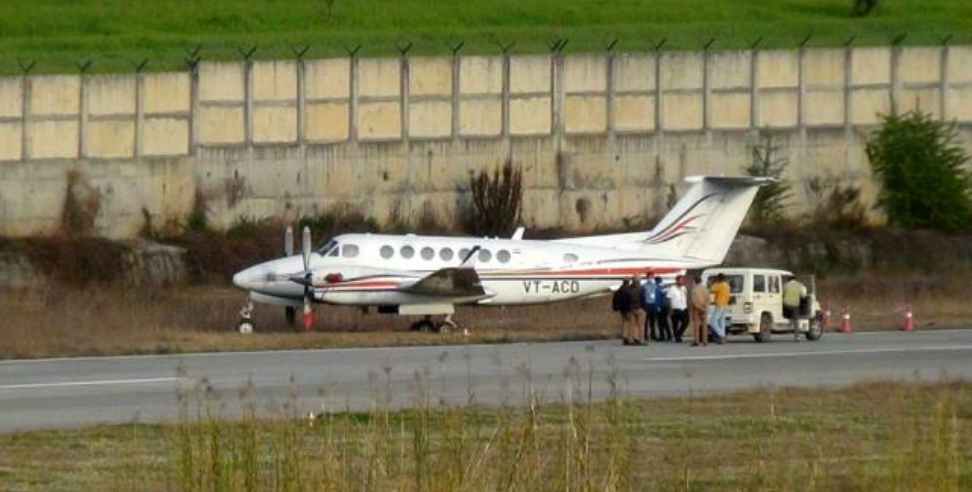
[708,274,744,293]
[316,239,337,256]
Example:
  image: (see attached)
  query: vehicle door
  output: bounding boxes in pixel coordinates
[767,274,784,325]
[752,273,768,321]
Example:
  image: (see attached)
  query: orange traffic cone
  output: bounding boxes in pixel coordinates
[902,304,914,332]
[840,306,852,333]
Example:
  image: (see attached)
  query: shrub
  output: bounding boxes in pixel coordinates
[465,160,523,237]
[745,135,792,227]
[866,110,972,232]
[804,176,869,230]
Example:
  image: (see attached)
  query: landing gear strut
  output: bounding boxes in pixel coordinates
[409,314,460,334]
[238,301,255,334]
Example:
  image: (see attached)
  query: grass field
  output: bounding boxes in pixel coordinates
[0,0,969,74]
[1,380,969,490]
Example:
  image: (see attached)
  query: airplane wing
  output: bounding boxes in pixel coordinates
[401,267,489,298]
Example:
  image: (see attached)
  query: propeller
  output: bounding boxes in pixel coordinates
[300,226,313,331]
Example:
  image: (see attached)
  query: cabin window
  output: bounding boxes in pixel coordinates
[421,247,435,260]
[753,274,766,293]
[440,248,454,261]
[380,245,394,259]
[497,250,511,263]
[563,253,579,263]
[400,245,415,259]
[458,248,470,261]
[342,244,360,258]
[478,249,492,262]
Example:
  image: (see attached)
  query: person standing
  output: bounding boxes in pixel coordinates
[667,275,689,343]
[653,276,672,341]
[690,275,709,346]
[640,272,658,341]
[628,274,647,344]
[783,276,808,342]
[710,273,731,343]
[612,280,632,344]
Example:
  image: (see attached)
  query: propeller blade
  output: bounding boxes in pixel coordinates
[301,226,312,272]
[285,225,294,257]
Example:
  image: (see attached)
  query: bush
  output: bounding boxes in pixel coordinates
[745,135,792,227]
[866,110,972,232]
[465,160,523,237]
[804,176,869,230]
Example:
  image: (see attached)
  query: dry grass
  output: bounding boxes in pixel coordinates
[0,380,969,491]
[1,271,969,359]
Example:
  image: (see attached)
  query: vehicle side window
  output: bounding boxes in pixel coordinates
[478,249,492,262]
[420,247,435,260]
[563,253,578,263]
[380,245,394,259]
[770,276,781,293]
[400,245,415,259]
[440,248,454,261]
[753,274,766,293]
[497,250,511,263]
[342,244,359,258]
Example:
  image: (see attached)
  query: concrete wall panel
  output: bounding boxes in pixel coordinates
[142,118,189,155]
[358,58,400,98]
[358,101,401,140]
[459,98,502,136]
[253,60,297,101]
[510,97,551,134]
[0,122,21,160]
[409,101,452,138]
[661,94,702,130]
[758,50,799,88]
[899,88,940,118]
[87,75,135,116]
[410,57,452,97]
[305,102,349,141]
[613,95,654,131]
[948,87,972,121]
[199,62,244,102]
[253,106,297,143]
[805,49,845,86]
[0,78,22,118]
[710,93,750,128]
[460,56,503,94]
[852,47,891,85]
[144,72,190,113]
[86,120,135,158]
[805,92,844,125]
[198,106,244,144]
[29,120,78,159]
[564,95,606,133]
[899,47,941,84]
[710,51,751,89]
[510,56,550,93]
[661,53,703,89]
[948,47,972,82]
[759,91,798,127]
[564,54,607,92]
[613,54,654,92]
[305,58,350,99]
[31,75,80,115]
[851,89,890,124]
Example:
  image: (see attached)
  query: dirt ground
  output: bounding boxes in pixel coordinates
[0,271,968,359]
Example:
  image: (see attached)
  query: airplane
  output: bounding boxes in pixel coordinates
[231,175,770,333]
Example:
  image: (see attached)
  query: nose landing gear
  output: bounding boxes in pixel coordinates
[238,301,255,334]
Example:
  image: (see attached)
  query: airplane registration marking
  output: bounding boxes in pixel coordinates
[522,280,581,294]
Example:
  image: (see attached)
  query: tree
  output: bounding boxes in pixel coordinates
[866,110,972,232]
[466,160,523,237]
[745,135,792,226]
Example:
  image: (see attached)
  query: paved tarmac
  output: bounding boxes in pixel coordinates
[2,329,972,433]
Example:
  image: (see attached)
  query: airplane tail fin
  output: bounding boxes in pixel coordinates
[554,176,770,265]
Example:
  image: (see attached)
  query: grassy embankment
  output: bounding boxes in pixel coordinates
[1,380,969,490]
[0,0,969,74]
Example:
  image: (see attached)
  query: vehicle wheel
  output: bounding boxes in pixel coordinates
[806,312,824,341]
[754,313,772,343]
[238,320,254,334]
[411,319,435,333]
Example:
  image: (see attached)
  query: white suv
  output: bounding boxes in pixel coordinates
[701,268,823,342]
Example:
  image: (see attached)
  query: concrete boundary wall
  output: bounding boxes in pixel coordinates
[1,45,972,239]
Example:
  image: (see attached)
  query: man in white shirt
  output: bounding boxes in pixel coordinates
[666,275,689,343]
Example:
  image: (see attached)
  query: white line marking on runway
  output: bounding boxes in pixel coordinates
[0,377,179,391]
[644,345,972,362]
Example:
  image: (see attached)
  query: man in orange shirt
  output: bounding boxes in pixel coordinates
[709,273,731,343]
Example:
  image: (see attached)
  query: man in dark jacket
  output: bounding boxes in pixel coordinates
[653,276,673,342]
[612,280,632,344]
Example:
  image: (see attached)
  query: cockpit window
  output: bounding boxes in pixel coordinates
[317,239,338,256]
[328,245,340,257]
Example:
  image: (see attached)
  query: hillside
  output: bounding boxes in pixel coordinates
[0,0,969,74]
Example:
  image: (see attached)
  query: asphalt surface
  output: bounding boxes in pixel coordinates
[2,329,972,433]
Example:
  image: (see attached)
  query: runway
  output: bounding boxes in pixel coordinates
[2,329,972,433]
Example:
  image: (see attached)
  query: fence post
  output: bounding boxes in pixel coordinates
[186,47,201,156]
[239,46,257,150]
[843,36,856,138]
[939,36,952,121]
[654,39,666,138]
[890,34,907,116]
[347,45,361,144]
[606,39,618,142]
[549,39,567,150]
[702,38,715,140]
[450,42,463,141]
[293,45,310,150]
[500,42,514,139]
[77,60,92,159]
[397,42,413,143]
[134,59,148,158]
[797,35,812,143]
[750,38,762,131]
[18,60,34,161]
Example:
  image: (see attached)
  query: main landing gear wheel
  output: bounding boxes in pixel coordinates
[410,317,436,333]
[410,315,459,334]
[436,314,458,334]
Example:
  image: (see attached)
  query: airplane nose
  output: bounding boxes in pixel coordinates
[233,267,259,290]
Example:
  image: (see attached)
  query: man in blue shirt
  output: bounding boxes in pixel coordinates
[640,272,658,341]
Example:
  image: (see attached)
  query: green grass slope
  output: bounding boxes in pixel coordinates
[0,0,970,73]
